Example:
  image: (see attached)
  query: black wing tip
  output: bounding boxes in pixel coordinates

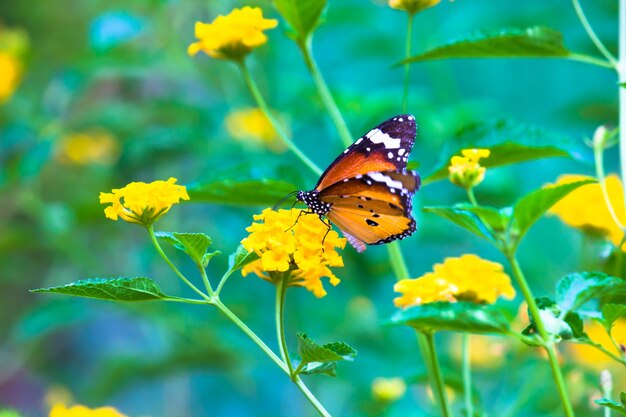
[377,114,417,140]
[371,218,417,246]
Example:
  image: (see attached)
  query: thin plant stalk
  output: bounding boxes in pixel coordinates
[298,37,353,148]
[462,334,474,417]
[505,254,575,417]
[237,60,323,176]
[617,0,626,205]
[424,332,453,417]
[276,272,295,375]
[571,0,618,67]
[402,13,415,112]
[594,138,626,229]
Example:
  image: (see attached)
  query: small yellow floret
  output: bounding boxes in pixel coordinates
[388,0,441,15]
[49,403,128,417]
[99,178,189,226]
[394,254,515,308]
[448,148,490,189]
[188,7,277,60]
[0,52,22,103]
[548,174,625,249]
[56,129,119,166]
[241,208,346,297]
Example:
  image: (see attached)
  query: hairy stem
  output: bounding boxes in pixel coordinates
[276,272,295,375]
[147,226,209,300]
[298,36,353,148]
[424,332,453,417]
[571,0,618,67]
[505,253,575,417]
[238,60,322,176]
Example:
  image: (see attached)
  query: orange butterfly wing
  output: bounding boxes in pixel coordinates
[320,170,419,252]
[315,115,416,191]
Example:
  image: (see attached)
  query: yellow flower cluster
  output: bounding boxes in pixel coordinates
[241,208,346,297]
[448,148,490,189]
[50,403,127,417]
[99,178,189,226]
[394,254,515,308]
[0,27,29,103]
[371,377,407,402]
[225,108,286,152]
[549,174,625,249]
[188,7,277,60]
[56,129,119,165]
[389,0,441,15]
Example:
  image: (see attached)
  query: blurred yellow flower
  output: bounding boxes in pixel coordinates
[448,148,490,189]
[99,178,189,226]
[451,334,508,368]
[188,7,277,60]
[0,52,22,103]
[389,0,441,15]
[44,386,73,410]
[371,377,406,402]
[549,174,625,248]
[568,319,626,371]
[394,254,515,308]
[49,403,127,417]
[56,129,120,166]
[225,108,286,152]
[241,208,346,297]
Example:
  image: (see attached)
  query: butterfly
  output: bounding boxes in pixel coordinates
[296,114,420,252]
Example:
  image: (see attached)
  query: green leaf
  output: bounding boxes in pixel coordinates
[595,398,626,415]
[156,232,220,268]
[556,272,626,316]
[403,27,571,64]
[388,302,511,334]
[228,244,260,272]
[0,410,22,417]
[273,0,327,41]
[621,392,626,405]
[423,206,494,241]
[300,361,338,376]
[296,332,356,375]
[31,277,169,301]
[423,119,587,185]
[187,179,298,206]
[603,303,626,328]
[455,204,510,233]
[511,178,596,242]
[522,297,586,342]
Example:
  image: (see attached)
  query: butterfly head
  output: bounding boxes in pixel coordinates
[297,190,332,216]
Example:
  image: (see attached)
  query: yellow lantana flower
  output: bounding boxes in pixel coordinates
[188,7,278,60]
[49,403,127,417]
[55,129,119,166]
[0,52,22,103]
[99,178,189,226]
[241,208,346,297]
[389,0,441,15]
[394,254,515,308]
[549,174,625,248]
[225,108,286,152]
[371,377,407,402]
[448,148,490,189]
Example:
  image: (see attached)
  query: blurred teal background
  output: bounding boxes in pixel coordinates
[0,0,622,416]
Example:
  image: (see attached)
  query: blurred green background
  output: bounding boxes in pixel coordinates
[0,0,622,416]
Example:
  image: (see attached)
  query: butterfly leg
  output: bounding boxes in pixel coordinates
[319,216,332,252]
[284,209,315,232]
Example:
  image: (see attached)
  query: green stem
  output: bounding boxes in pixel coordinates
[423,332,453,417]
[568,53,615,69]
[617,0,626,208]
[147,226,210,300]
[594,128,626,229]
[386,242,411,281]
[402,14,415,112]
[505,253,575,417]
[215,269,234,297]
[213,298,289,374]
[276,272,295,375]
[198,264,215,298]
[466,187,478,206]
[571,0,619,68]
[238,60,323,176]
[293,375,333,417]
[461,334,474,417]
[298,36,353,148]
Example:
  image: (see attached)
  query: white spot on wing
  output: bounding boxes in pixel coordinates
[355,138,363,145]
[365,129,377,139]
[367,172,404,189]
[368,129,401,149]
[387,151,393,159]
[398,117,404,122]
[398,148,406,156]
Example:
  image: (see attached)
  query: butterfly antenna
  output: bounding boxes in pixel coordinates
[272,190,300,211]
